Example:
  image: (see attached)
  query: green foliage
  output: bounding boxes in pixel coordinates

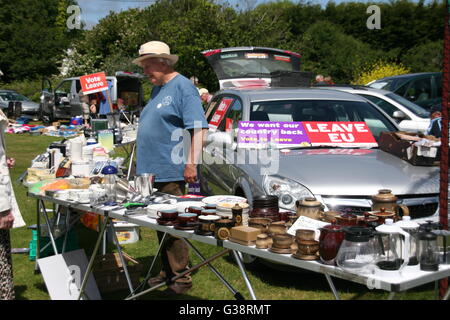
[300,21,383,83]
[352,60,411,85]
[401,40,443,73]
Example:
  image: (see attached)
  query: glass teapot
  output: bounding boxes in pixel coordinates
[375,219,410,272]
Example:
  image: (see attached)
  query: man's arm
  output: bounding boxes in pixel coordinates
[184,128,208,184]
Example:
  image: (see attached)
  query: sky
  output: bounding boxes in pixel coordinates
[77,0,428,30]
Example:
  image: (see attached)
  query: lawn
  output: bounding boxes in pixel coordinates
[5,132,440,300]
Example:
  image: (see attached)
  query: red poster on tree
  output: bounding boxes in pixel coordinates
[80,72,109,95]
[209,98,234,130]
[303,122,378,147]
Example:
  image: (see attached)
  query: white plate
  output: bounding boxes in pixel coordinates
[202,195,248,205]
[176,201,205,213]
[146,203,178,218]
[217,202,250,210]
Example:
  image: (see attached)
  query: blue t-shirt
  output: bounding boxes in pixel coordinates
[99,81,113,115]
[136,74,208,182]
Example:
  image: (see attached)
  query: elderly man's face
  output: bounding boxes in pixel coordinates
[141,58,168,86]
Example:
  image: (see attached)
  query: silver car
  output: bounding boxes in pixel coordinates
[199,87,439,225]
[0,89,40,118]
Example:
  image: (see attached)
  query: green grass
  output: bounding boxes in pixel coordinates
[5,132,441,300]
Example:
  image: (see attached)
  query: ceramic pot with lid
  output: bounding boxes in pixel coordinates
[368,207,397,224]
[250,195,280,221]
[336,212,358,226]
[295,197,324,221]
[371,189,410,217]
[319,220,345,265]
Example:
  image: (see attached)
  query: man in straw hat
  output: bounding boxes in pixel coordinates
[133,41,209,294]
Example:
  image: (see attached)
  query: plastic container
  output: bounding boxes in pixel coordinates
[71,160,91,177]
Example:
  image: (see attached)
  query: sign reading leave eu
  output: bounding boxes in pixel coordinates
[80,72,108,95]
[238,121,377,148]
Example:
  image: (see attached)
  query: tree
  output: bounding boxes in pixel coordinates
[401,40,443,72]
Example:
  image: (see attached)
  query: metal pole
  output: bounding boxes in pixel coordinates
[324,273,340,300]
[182,238,243,299]
[40,200,59,255]
[439,0,450,299]
[231,250,257,300]
[77,216,109,300]
[108,222,135,294]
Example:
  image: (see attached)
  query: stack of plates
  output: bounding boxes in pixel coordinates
[202,196,250,225]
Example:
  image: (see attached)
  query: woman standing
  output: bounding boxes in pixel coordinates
[0,108,25,300]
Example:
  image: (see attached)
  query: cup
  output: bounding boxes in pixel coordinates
[201,209,217,216]
[272,234,294,249]
[204,204,217,210]
[185,206,204,215]
[177,213,198,225]
[157,209,179,221]
[296,240,320,255]
[197,215,220,234]
[214,219,235,240]
[295,229,316,241]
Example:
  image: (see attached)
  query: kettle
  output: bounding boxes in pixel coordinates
[371,189,409,217]
[295,197,324,221]
[375,219,410,272]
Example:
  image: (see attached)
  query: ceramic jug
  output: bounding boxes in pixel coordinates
[371,189,410,217]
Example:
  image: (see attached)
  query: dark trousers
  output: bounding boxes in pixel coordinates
[154,181,191,284]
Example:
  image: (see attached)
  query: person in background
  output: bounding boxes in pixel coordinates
[79,90,90,126]
[133,41,208,295]
[117,98,127,111]
[0,108,25,300]
[89,97,98,119]
[198,88,212,108]
[324,76,335,85]
[315,74,327,85]
[97,81,113,118]
[426,104,442,138]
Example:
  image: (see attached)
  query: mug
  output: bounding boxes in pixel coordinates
[214,219,235,240]
[197,215,220,234]
[177,213,198,225]
[157,209,179,221]
[204,204,217,210]
[201,209,217,216]
[185,206,204,215]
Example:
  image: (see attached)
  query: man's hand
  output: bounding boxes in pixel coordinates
[184,164,198,184]
[0,210,14,229]
[6,157,15,169]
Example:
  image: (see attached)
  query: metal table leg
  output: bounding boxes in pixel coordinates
[77,216,109,300]
[324,273,340,300]
[39,200,59,256]
[232,250,257,300]
[126,248,230,300]
[108,222,135,294]
[443,286,450,300]
[182,239,245,300]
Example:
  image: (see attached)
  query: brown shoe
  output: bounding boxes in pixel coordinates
[147,274,168,288]
[163,281,193,295]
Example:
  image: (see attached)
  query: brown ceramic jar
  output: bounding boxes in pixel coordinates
[319,220,345,265]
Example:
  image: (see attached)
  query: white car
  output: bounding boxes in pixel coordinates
[317,86,431,134]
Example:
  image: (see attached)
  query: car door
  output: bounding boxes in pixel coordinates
[401,76,433,109]
[53,79,73,119]
[201,94,243,195]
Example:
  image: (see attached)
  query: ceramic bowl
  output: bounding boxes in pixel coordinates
[268,221,287,235]
[295,229,316,241]
[272,234,294,249]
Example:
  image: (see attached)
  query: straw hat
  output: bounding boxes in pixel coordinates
[132,41,179,66]
[198,88,209,95]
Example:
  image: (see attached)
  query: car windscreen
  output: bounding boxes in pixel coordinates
[207,51,299,80]
[386,93,430,118]
[249,99,397,141]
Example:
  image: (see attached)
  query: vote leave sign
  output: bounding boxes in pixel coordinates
[303,122,377,147]
[80,72,109,95]
[237,121,378,148]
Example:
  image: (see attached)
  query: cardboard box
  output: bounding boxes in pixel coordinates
[379,131,438,166]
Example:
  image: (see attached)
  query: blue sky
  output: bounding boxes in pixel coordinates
[77,0,430,29]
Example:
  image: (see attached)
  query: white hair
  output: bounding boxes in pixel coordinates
[156,57,175,68]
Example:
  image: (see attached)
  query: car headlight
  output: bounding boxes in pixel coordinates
[263,175,314,211]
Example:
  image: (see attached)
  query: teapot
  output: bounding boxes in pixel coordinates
[371,189,410,217]
[295,197,324,221]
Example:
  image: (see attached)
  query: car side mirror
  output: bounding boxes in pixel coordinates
[392,110,407,119]
[59,97,70,105]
